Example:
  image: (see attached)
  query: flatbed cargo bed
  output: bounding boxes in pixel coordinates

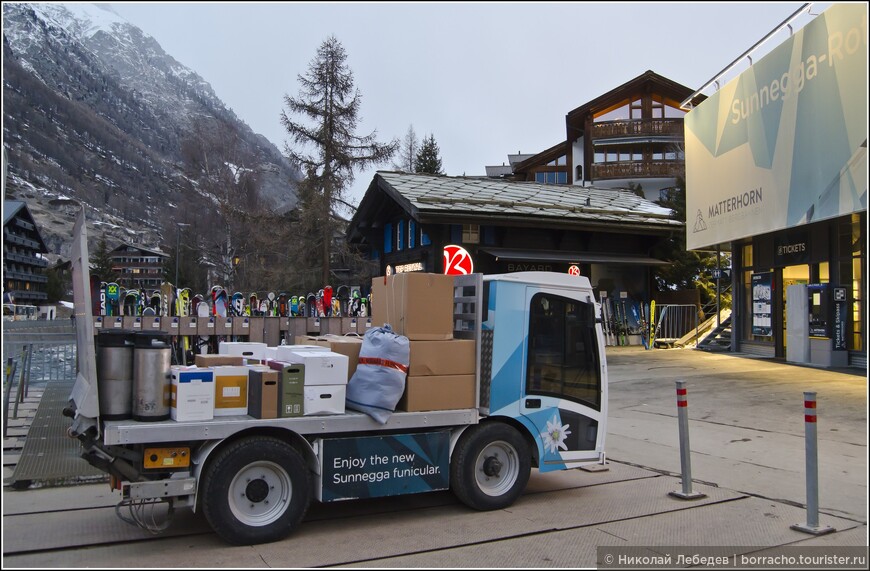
[102,408,480,445]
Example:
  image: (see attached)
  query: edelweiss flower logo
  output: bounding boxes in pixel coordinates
[540,415,571,454]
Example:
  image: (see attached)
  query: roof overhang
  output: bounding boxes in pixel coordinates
[480,248,669,266]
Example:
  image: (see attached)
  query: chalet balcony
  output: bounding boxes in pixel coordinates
[591,160,683,180]
[590,118,683,141]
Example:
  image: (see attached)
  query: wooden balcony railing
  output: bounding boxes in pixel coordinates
[591,118,683,140]
[591,160,683,180]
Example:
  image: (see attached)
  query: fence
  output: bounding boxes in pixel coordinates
[653,304,700,347]
[3,324,77,437]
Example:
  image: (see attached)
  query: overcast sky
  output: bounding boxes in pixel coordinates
[110,2,822,206]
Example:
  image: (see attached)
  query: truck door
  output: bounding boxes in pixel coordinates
[521,290,606,470]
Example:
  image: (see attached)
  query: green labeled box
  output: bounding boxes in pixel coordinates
[268,361,305,417]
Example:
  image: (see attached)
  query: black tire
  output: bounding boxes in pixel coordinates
[450,422,531,511]
[201,436,310,545]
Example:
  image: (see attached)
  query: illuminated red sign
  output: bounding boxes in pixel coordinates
[568,265,581,276]
[443,245,474,275]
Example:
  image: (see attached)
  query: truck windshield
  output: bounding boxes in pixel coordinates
[527,293,601,410]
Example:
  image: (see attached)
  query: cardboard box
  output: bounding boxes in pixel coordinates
[248,367,279,419]
[170,366,215,422]
[282,350,349,386]
[398,375,476,412]
[409,339,475,376]
[195,354,244,367]
[219,341,267,360]
[295,335,363,381]
[304,384,346,416]
[212,366,249,416]
[268,361,304,418]
[371,273,454,340]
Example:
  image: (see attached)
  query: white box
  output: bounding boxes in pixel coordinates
[273,344,328,363]
[212,365,249,416]
[262,347,279,362]
[218,341,267,360]
[288,350,349,385]
[304,384,346,416]
[170,366,215,422]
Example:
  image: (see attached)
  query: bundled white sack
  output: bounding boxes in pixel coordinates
[345,325,410,424]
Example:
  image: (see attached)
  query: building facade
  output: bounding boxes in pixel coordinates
[3,200,49,306]
[685,3,866,369]
[494,70,702,204]
[347,172,681,307]
[109,243,167,290]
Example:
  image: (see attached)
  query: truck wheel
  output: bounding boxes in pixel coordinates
[201,436,310,545]
[450,422,531,510]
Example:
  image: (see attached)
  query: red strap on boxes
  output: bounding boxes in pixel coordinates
[358,357,408,374]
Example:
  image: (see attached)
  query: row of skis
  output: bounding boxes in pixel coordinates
[598,294,660,349]
[90,279,370,319]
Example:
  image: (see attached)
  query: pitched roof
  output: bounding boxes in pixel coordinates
[3,200,26,226]
[350,172,682,237]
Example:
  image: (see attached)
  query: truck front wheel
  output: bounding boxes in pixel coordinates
[450,422,531,510]
[201,436,310,545]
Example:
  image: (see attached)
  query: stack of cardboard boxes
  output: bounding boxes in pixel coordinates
[168,342,351,422]
[371,273,476,412]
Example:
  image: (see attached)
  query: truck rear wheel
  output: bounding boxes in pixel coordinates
[450,422,531,510]
[201,436,310,545]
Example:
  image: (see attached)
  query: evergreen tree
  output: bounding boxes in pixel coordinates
[392,125,418,172]
[280,36,398,285]
[651,177,731,316]
[91,234,118,283]
[415,134,444,175]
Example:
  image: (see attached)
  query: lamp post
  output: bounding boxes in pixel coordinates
[174,222,191,289]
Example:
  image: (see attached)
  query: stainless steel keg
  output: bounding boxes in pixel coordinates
[96,330,134,420]
[132,332,171,421]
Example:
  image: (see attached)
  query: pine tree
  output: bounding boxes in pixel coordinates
[392,125,419,172]
[91,234,118,283]
[415,134,444,175]
[280,36,398,285]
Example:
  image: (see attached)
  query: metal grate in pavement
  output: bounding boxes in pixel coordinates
[9,378,106,487]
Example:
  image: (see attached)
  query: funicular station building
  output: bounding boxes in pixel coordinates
[684,3,866,369]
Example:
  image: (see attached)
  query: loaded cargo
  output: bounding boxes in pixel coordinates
[65,210,609,545]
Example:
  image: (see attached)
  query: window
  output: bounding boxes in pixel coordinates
[384,223,393,254]
[526,293,601,410]
[462,224,479,244]
[575,165,583,180]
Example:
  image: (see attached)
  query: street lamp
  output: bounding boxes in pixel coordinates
[174,222,191,289]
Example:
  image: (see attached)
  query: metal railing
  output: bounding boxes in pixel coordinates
[3,324,77,437]
[653,304,700,347]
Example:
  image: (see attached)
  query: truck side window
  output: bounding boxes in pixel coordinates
[527,293,601,410]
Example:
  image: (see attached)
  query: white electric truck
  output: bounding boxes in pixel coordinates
[66,210,608,545]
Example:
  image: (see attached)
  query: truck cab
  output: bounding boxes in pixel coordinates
[481,272,607,470]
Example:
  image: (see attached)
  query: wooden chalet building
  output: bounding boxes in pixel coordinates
[494,70,703,203]
[347,172,682,303]
[3,200,49,306]
[109,243,167,290]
